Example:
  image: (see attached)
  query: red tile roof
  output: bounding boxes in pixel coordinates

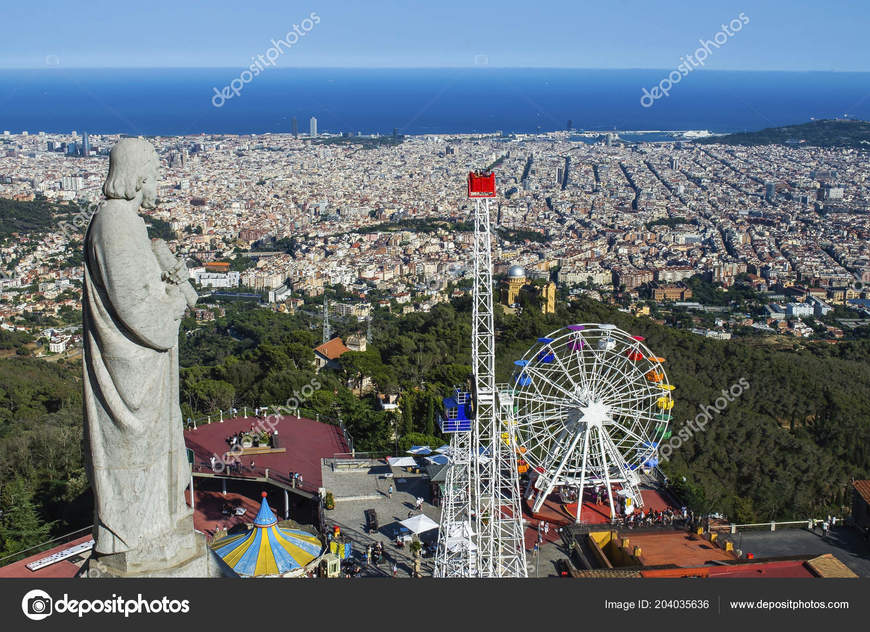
[314,337,350,361]
[853,480,870,506]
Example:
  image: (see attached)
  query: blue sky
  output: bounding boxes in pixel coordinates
[2,0,869,71]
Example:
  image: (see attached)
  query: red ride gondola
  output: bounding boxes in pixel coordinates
[467,171,496,198]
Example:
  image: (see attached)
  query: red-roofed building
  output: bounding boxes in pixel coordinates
[313,336,351,371]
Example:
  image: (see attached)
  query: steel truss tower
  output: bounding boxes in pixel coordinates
[433,399,477,577]
[434,172,527,578]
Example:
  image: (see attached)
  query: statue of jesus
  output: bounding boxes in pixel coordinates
[83,138,198,569]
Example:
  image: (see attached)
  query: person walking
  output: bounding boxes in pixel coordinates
[388,484,393,499]
[392,562,398,577]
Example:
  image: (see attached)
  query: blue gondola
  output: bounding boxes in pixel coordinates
[439,388,473,433]
[515,372,532,387]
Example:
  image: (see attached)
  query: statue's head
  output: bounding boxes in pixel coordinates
[103,138,160,209]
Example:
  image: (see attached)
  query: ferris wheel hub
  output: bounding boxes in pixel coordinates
[577,400,610,428]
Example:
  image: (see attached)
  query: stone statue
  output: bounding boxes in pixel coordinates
[82,138,209,576]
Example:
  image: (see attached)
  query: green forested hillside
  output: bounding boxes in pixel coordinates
[2,291,869,557]
[0,359,88,557]
[694,118,870,149]
[0,196,64,237]
[178,295,870,522]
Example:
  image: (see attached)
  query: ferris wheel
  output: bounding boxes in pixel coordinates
[510,324,674,522]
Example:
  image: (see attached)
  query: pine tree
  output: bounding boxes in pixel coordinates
[425,396,436,436]
[0,478,53,557]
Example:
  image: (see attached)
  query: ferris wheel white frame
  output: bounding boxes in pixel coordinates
[510,324,674,523]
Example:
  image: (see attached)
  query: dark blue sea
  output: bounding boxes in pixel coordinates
[1,68,869,136]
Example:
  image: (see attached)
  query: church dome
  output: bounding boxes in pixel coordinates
[508,265,526,279]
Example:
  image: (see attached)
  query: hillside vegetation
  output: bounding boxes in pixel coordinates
[2,291,869,557]
[694,118,870,149]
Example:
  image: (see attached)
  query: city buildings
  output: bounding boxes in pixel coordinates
[0,129,869,346]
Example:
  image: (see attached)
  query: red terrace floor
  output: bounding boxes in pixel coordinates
[524,522,563,551]
[526,487,677,526]
[0,535,91,579]
[627,531,735,567]
[186,489,263,539]
[184,415,349,491]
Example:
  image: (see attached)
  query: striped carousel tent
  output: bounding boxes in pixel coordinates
[211,492,324,577]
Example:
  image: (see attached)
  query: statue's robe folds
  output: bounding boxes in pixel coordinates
[83,200,190,555]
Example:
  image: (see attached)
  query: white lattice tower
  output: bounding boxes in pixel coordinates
[433,420,477,577]
[469,181,527,578]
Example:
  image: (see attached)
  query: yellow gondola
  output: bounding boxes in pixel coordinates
[658,384,675,391]
[657,396,674,410]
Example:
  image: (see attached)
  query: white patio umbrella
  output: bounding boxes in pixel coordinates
[399,513,439,534]
[387,456,419,467]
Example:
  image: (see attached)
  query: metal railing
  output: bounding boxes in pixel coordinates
[0,525,93,568]
[182,405,344,431]
[712,520,812,533]
[191,461,318,495]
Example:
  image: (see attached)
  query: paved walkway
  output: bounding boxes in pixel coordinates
[725,527,870,577]
[322,460,439,577]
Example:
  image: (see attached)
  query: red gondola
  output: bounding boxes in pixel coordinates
[467,171,496,198]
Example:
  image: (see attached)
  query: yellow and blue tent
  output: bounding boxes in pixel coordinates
[212,492,324,576]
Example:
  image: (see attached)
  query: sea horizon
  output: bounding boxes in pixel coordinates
[2,67,869,137]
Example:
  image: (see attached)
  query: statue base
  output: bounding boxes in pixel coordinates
[81,522,226,578]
